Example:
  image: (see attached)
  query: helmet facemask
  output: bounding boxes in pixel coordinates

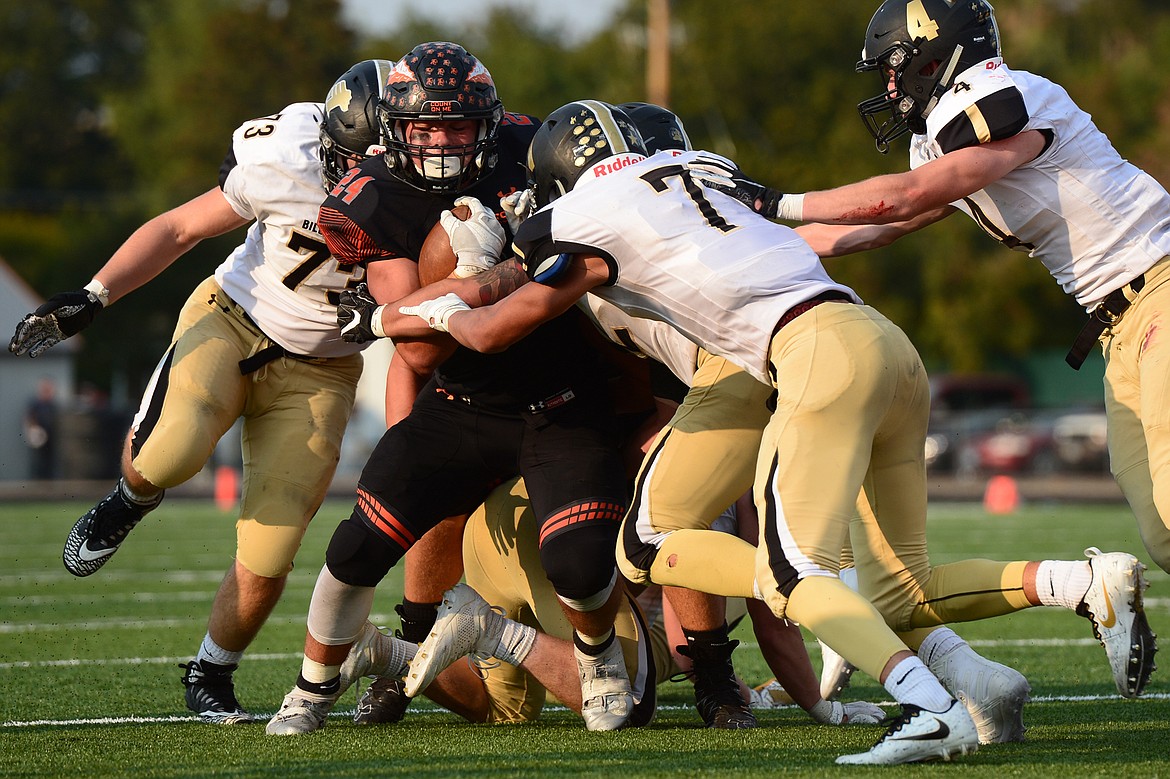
[380,113,500,192]
[378,42,505,193]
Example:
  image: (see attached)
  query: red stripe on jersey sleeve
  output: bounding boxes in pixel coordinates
[319,206,398,266]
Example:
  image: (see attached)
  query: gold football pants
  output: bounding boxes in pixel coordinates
[130,277,361,578]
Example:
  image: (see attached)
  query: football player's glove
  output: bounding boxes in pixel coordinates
[686,159,787,218]
[446,196,506,278]
[399,293,470,333]
[500,188,535,233]
[337,283,386,343]
[809,698,886,726]
[9,289,104,358]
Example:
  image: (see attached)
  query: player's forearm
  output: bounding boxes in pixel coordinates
[94,214,206,303]
[746,598,822,711]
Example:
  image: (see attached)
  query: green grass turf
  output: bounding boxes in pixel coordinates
[2,497,1168,777]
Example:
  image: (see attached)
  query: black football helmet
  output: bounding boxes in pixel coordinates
[618,102,692,153]
[377,41,505,193]
[856,0,1000,152]
[526,100,647,208]
[320,59,394,188]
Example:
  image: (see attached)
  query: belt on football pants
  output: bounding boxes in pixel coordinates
[1065,273,1146,370]
[238,343,320,374]
[773,289,855,334]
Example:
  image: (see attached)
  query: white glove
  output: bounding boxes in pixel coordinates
[399,293,471,333]
[808,698,886,726]
[500,188,534,233]
[445,195,506,278]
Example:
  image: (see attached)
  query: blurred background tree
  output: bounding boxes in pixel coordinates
[2,0,1168,404]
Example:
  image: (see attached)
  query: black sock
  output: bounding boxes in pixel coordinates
[396,599,440,644]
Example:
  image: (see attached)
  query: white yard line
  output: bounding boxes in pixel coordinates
[6,693,1170,729]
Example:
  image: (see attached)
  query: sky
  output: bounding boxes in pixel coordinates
[340,0,627,41]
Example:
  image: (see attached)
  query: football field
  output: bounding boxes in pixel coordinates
[2,497,1168,777]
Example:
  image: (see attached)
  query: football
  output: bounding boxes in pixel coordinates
[418,204,471,285]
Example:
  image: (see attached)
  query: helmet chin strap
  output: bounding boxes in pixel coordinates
[920,43,965,123]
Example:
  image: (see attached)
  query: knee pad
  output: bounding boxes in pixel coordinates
[539,518,619,600]
[324,514,400,587]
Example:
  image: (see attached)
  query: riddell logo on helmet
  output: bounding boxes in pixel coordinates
[590,153,646,178]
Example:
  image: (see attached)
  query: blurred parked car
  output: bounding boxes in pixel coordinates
[961,412,1058,476]
[1051,410,1109,472]
[930,373,1031,414]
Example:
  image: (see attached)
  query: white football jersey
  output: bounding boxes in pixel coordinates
[577,293,700,386]
[911,59,1170,311]
[215,101,366,357]
[520,150,858,385]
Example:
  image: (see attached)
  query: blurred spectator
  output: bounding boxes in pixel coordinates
[23,377,59,480]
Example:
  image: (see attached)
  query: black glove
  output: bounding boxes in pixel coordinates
[686,160,785,218]
[337,283,383,343]
[9,290,103,358]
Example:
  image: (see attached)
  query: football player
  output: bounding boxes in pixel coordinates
[375,100,1153,764]
[396,476,886,727]
[715,0,1170,583]
[7,60,395,723]
[592,101,1032,743]
[265,43,638,735]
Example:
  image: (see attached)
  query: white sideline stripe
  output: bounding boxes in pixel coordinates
[0,652,303,670]
[6,694,1170,729]
[0,611,395,635]
[1,591,214,606]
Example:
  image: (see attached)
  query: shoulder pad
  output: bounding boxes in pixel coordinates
[935,86,1028,154]
[531,253,573,284]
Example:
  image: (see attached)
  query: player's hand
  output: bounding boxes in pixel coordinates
[809,698,886,726]
[501,187,534,233]
[337,283,385,343]
[399,293,471,333]
[446,196,506,278]
[9,289,104,358]
[686,159,783,218]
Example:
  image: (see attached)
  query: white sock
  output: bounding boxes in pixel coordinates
[917,627,966,667]
[197,633,243,667]
[496,619,537,666]
[883,656,954,712]
[382,635,417,677]
[300,657,340,686]
[119,478,161,506]
[575,627,614,647]
[1034,560,1092,609]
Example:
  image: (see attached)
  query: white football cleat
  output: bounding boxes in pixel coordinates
[339,621,393,692]
[750,678,794,709]
[404,583,504,698]
[836,699,979,765]
[576,638,633,731]
[818,639,857,701]
[1076,547,1158,697]
[927,642,1030,743]
[265,687,337,735]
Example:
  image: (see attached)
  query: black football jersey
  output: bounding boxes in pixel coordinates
[318,115,615,412]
